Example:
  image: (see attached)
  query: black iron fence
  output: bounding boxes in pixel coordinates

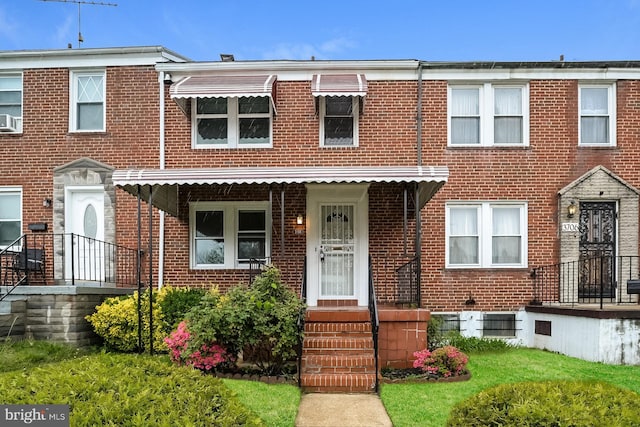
[531,255,640,309]
[396,256,420,305]
[1,233,141,296]
[368,255,379,393]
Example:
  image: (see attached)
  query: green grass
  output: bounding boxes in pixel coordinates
[380,348,640,427]
[223,379,300,427]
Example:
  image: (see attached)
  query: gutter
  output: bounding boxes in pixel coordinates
[157,71,167,289]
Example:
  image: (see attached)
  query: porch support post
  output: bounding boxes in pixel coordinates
[414,183,422,306]
[136,185,142,353]
[403,186,408,256]
[148,185,154,355]
[281,186,285,257]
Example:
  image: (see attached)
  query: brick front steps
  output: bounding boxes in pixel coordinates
[300,308,377,393]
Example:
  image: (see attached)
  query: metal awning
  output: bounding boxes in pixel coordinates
[311,74,368,97]
[170,74,277,113]
[113,166,448,216]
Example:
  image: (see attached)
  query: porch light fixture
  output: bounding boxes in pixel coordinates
[567,201,577,218]
[295,214,304,235]
[42,198,52,208]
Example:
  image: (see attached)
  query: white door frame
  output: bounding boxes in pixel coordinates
[64,185,105,281]
[306,184,369,307]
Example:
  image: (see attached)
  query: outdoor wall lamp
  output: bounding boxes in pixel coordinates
[43,198,52,208]
[567,201,577,218]
[295,214,305,235]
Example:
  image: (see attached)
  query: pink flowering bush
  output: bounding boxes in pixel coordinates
[413,345,469,378]
[164,321,234,372]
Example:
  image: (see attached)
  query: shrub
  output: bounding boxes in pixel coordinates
[185,267,305,375]
[0,353,263,426]
[158,286,206,330]
[442,331,513,353]
[86,286,206,353]
[165,320,235,372]
[413,346,468,378]
[447,380,640,427]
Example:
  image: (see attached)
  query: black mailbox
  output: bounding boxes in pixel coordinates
[627,280,640,294]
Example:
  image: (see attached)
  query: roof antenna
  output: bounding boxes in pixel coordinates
[38,0,118,48]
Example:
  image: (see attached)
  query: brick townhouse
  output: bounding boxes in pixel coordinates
[2,47,640,391]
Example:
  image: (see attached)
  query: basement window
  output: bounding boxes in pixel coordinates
[483,313,516,337]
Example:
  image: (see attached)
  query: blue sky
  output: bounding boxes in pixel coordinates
[1,0,640,62]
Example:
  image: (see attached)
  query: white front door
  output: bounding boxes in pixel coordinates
[306,184,369,306]
[65,187,105,281]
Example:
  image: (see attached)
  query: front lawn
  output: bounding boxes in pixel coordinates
[380,348,640,427]
[0,340,300,426]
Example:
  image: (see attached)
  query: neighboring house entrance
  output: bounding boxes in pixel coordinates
[579,201,616,299]
[65,186,105,281]
[306,184,369,307]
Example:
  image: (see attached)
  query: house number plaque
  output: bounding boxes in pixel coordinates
[561,223,579,232]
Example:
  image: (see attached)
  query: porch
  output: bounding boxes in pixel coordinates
[527,255,640,365]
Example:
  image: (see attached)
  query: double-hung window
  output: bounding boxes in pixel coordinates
[193,96,272,148]
[446,202,527,268]
[579,84,616,146]
[0,74,22,133]
[449,83,528,146]
[70,70,105,132]
[320,96,359,146]
[0,188,21,247]
[190,202,270,269]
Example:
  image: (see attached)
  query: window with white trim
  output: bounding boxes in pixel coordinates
[579,84,616,146]
[320,96,359,147]
[0,74,22,133]
[446,202,527,268]
[193,96,272,148]
[0,188,21,247]
[70,70,105,132]
[448,83,528,146]
[190,201,270,269]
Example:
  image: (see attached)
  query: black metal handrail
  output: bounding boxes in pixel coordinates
[531,255,639,309]
[1,233,140,298]
[297,256,307,388]
[368,255,380,393]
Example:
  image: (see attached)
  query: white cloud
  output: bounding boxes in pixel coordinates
[54,14,75,46]
[261,37,358,60]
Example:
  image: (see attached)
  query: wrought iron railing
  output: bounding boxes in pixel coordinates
[368,255,380,393]
[1,233,141,299]
[297,256,307,387]
[396,256,420,305]
[531,255,640,309]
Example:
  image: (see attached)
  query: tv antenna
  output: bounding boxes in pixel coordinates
[38,0,118,48]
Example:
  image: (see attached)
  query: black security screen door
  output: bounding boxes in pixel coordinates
[579,202,616,299]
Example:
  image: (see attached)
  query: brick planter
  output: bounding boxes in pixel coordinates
[378,307,430,369]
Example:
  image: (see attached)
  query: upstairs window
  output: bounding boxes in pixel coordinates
[579,84,616,146]
[190,202,270,269]
[193,96,272,148]
[0,74,22,133]
[70,71,105,132]
[0,188,21,247]
[320,96,359,147]
[446,202,527,268]
[449,83,528,146]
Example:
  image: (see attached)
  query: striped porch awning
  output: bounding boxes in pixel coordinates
[113,166,448,217]
[311,74,368,97]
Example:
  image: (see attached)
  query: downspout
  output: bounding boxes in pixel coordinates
[157,71,167,289]
[415,62,424,306]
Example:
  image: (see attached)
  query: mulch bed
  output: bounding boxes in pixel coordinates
[380,368,471,384]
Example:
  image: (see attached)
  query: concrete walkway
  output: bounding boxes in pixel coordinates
[295,393,393,427]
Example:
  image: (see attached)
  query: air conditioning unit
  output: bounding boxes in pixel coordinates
[0,114,18,132]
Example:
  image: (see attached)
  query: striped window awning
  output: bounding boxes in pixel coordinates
[170,74,277,113]
[311,74,368,97]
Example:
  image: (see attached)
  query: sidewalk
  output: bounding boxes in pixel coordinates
[295,393,393,427]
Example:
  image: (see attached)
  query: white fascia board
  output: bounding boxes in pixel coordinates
[423,67,640,81]
[0,46,189,70]
[158,60,421,81]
